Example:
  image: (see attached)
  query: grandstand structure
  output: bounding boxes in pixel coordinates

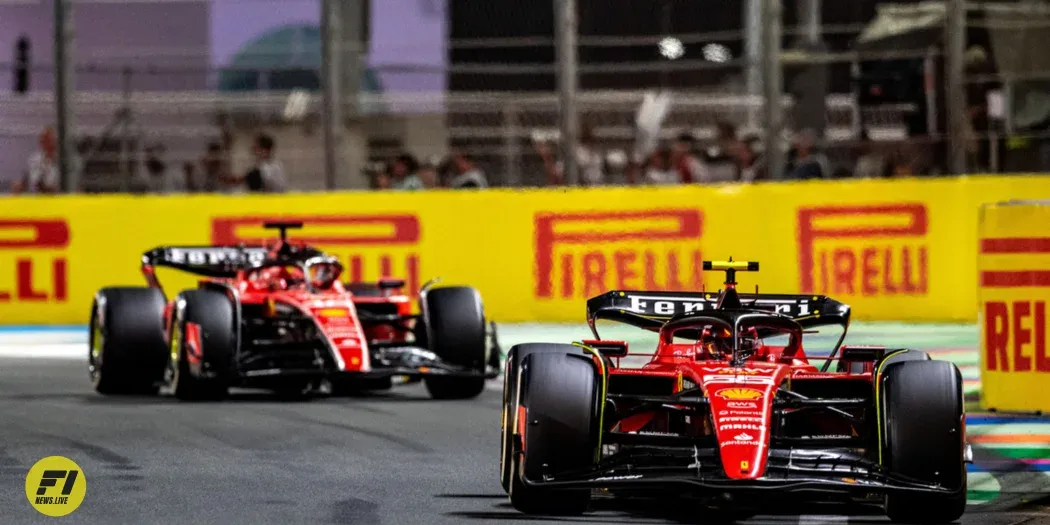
[0,0,1046,190]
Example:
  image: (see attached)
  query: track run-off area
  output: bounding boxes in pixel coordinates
[1,322,1049,524]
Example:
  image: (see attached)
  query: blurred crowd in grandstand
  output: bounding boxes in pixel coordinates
[4,117,984,194]
[357,126,942,191]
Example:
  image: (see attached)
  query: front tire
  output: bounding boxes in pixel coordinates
[88,287,167,395]
[509,351,601,515]
[418,286,488,399]
[170,289,236,401]
[881,360,966,524]
[500,343,575,493]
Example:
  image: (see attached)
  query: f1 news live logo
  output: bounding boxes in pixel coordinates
[980,237,1050,373]
[212,214,422,292]
[0,219,69,303]
[797,204,928,297]
[25,456,87,517]
[534,209,703,300]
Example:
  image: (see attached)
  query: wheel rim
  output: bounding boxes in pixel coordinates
[169,321,182,391]
[88,307,104,386]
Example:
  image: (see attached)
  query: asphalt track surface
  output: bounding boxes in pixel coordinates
[2,324,1050,525]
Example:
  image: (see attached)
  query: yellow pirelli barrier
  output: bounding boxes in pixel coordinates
[978,200,1050,413]
[0,175,1048,325]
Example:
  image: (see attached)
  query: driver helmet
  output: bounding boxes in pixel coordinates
[308,261,342,290]
[700,326,733,359]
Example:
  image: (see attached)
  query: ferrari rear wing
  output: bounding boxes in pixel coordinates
[585,290,851,334]
[142,246,269,278]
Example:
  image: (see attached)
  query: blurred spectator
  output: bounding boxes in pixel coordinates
[225,133,286,192]
[140,143,183,193]
[446,151,489,188]
[785,129,830,180]
[13,126,60,194]
[735,136,766,182]
[181,162,198,192]
[888,153,915,177]
[418,158,441,188]
[702,122,740,183]
[363,160,392,189]
[390,154,424,190]
[375,172,393,189]
[886,143,935,178]
[537,121,606,186]
[852,132,888,179]
[200,142,230,192]
[671,132,707,184]
[966,45,996,171]
[641,146,677,184]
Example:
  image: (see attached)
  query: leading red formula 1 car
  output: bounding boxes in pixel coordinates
[500,260,970,523]
[88,222,500,400]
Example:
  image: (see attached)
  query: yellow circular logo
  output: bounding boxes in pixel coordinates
[25,456,86,517]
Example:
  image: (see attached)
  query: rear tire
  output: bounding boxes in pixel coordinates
[418,286,488,399]
[170,289,236,401]
[88,287,168,395]
[881,360,966,524]
[509,351,601,515]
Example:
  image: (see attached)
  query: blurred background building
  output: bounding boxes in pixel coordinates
[1,0,1049,192]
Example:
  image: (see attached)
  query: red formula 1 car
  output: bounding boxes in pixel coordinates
[88,222,500,401]
[500,260,970,523]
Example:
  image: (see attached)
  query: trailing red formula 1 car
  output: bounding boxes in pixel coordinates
[89,222,500,400]
[500,260,970,523]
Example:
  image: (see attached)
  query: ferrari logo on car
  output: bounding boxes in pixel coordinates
[715,388,763,400]
[740,460,749,471]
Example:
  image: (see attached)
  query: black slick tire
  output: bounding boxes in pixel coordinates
[88,287,168,395]
[881,359,967,524]
[500,343,575,493]
[170,289,236,401]
[509,351,601,515]
[418,286,488,399]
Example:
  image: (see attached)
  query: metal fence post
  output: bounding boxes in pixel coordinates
[120,66,132,192]
[761,0,785,180]
[554,0,579,186]
[946,0,968,175]
[503,104,521,187]
[342,0,368,190]
[744,0,763,132]
[744,0,762,96]
[54,0,76,193]
[321,0,344,190]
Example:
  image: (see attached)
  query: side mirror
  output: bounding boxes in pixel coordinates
[378,278,405,290]
[581,339,628,358]
[841,345,886,362]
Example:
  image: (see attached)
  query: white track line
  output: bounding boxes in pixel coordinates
[0,343,83,359]
[798,516,849,525]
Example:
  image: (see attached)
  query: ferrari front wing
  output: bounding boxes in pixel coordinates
[517,446,966,498]
[349,342,501,380]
